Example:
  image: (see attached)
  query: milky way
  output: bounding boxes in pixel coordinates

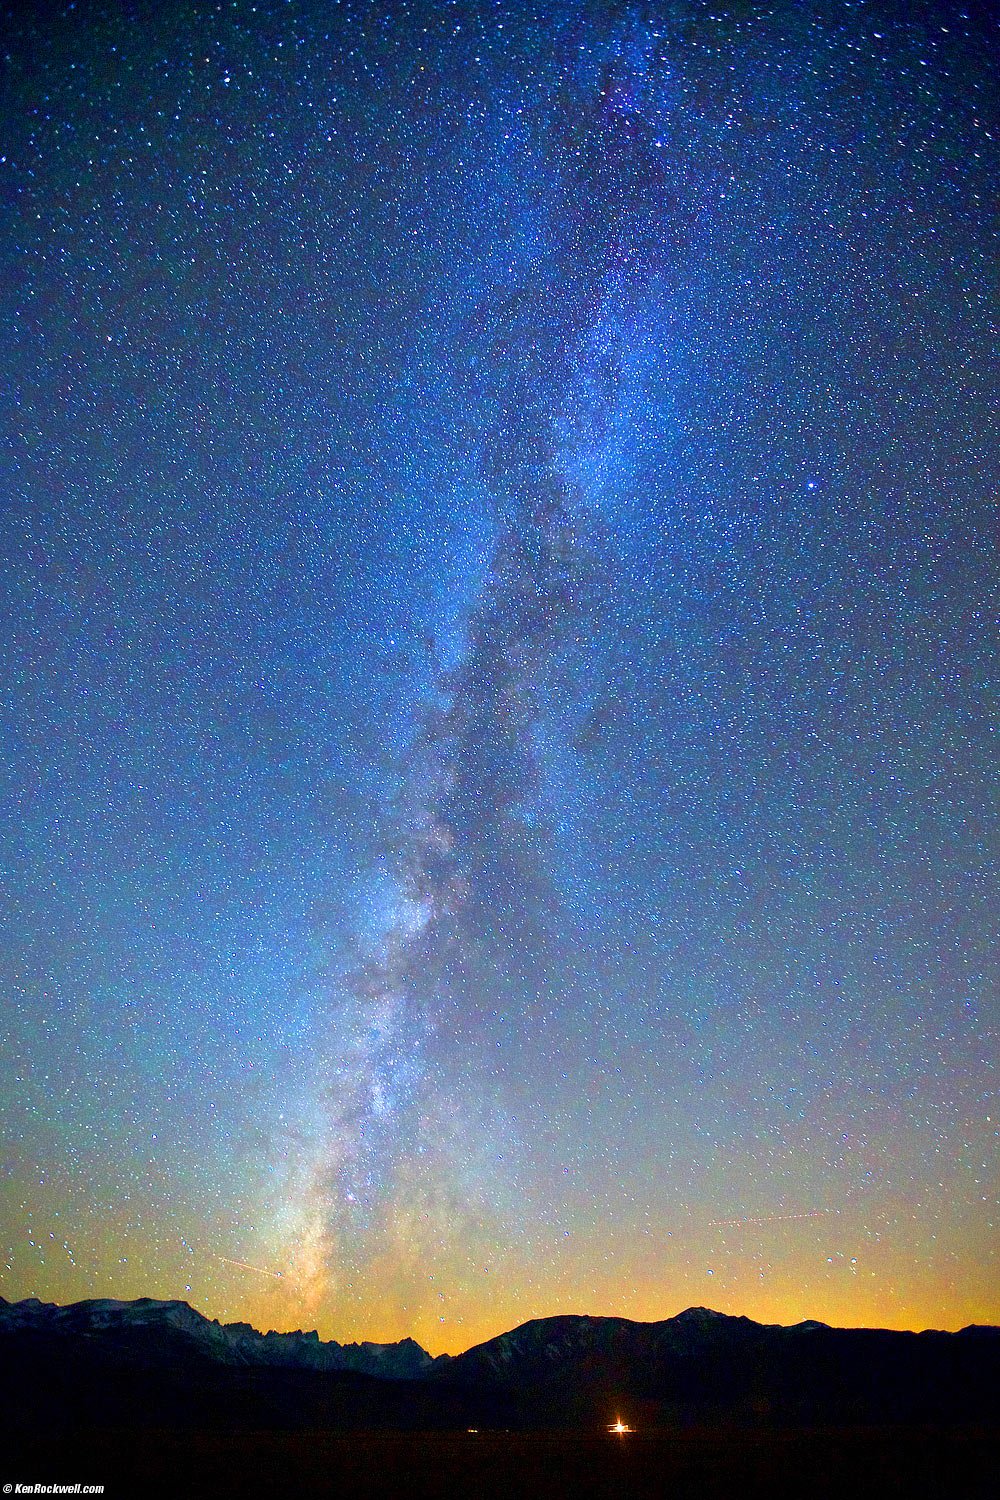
[1,0,996,1349]
[292,6,737,1316]
[298,8,649,1282]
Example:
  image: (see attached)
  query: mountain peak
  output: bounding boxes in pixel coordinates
[0,1296,432,1379]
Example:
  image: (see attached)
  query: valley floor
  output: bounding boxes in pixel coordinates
[6,1425,998,1499]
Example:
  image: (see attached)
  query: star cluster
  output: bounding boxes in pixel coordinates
[1,0,996,1352]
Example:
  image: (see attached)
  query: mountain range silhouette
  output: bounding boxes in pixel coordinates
[3,1294,998,1431]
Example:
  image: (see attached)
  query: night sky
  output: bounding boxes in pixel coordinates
[1,0,997,1354]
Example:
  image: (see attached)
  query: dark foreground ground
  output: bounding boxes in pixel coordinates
[6,1426,998,1499]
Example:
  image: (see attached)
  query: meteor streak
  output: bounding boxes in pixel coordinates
[213,1254,285,1280]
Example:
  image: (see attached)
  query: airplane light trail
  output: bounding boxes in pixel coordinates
[707,1210,841,1229]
